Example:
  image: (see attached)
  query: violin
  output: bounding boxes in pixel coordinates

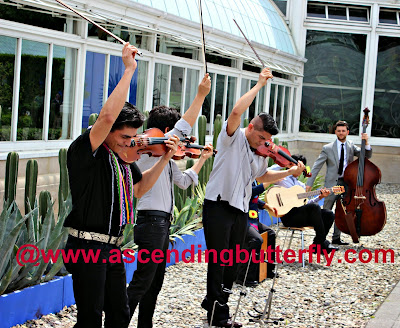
[119,127,216,163]
[176,143,217,159]
[255,141,311,177]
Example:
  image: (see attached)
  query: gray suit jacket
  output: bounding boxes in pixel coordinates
[306,139,372,191]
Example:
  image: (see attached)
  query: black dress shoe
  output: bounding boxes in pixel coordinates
[201,297,210,311]
[313,241,339,254]
[235,279,258,287]
[244,280,259,287]
[267,271,279,279]
[213,319,243,327]
[332,238,349,245]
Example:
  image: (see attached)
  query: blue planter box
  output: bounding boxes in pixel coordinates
[0,277,62,328]
[125,228,206,284]
[0,229,207,328]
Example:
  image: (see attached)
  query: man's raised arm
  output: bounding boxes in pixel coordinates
[89,43,138,152]
[226,67,273,136]
[181,73,211,127]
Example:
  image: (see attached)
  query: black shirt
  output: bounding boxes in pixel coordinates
[64,130,142,236]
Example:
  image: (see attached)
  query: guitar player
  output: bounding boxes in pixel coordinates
[268,155,339,254]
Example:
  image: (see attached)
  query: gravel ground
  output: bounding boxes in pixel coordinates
[13,184,400,328]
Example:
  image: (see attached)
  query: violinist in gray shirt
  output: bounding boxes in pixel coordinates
[127,74,212,328]
[201,68,304,328]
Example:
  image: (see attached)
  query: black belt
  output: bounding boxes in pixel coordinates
[137,210,172,221]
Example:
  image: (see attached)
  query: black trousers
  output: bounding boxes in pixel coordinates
[280,203,334,244]
[202,199,247,325]
[127,214,171,328]
[237,222,276,282]
[64,236,130,328]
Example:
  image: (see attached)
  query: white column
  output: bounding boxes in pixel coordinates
[43,43,53,141]
[361,3,380,137]
[11,38,22,142]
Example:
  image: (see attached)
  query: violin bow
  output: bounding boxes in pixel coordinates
[198,0,208,73]
[54,0,142,56]
[233,18,273,80]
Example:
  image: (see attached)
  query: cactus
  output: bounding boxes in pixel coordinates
[5,190,70,293]
[58,148,69,214]
[88,113,98,127]
[198,157,213,187]
[186,159,195,169]
[243,118,249,128]
[186,159,195,198]
[142,110,149,131]
[39,190,51,222]
[213,115,222,149]
[198,115,207,145]
[282,141,289,149]
[4,152,19,208]
[24,159,38,214]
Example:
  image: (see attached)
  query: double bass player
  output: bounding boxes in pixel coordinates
[305,120,372,245]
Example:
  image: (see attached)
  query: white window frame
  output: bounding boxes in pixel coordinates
[0,19,84,155]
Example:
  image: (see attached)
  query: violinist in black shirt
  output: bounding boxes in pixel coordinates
[64,43,179,328]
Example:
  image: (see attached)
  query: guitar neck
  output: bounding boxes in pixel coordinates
[297,188,333,199]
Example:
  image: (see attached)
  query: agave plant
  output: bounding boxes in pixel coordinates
[194,183,206,205]
[120,224,138,252]
[0,193,71,296]
[170,196,202,245]
[0,203,30,295]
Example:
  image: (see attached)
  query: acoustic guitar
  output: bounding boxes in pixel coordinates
[265,185,344,217]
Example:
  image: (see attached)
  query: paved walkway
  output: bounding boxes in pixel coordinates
[365,280,400,328]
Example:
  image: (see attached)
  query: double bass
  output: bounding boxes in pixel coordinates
[334,108,386,243]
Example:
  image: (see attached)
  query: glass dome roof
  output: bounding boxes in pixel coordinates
[131,0,295,55]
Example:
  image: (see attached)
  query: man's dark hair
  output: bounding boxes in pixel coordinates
[252,112,279,135]
[334,120,349,131]
[111,102,145,131]
[291,154,307,166]
[147,105,181,132]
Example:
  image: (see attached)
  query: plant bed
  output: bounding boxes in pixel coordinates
[0,228,208,328]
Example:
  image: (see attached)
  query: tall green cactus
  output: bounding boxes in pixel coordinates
[88,113,98,126]
[213,114,222,148]
[58,148,69,213]
[282,141,289,149]
[186,159,195,169]
[4,152,19,208]
[143,110,149,131]
[39,190,52,221]
[186,159,195,199]
[198,115,207,145]
[24,159,38,214]
[243,118,249,128]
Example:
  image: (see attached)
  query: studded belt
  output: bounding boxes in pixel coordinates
[69,228,124,247]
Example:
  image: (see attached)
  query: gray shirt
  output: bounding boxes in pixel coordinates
[205,121,269,213]
[136,118,198,214]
